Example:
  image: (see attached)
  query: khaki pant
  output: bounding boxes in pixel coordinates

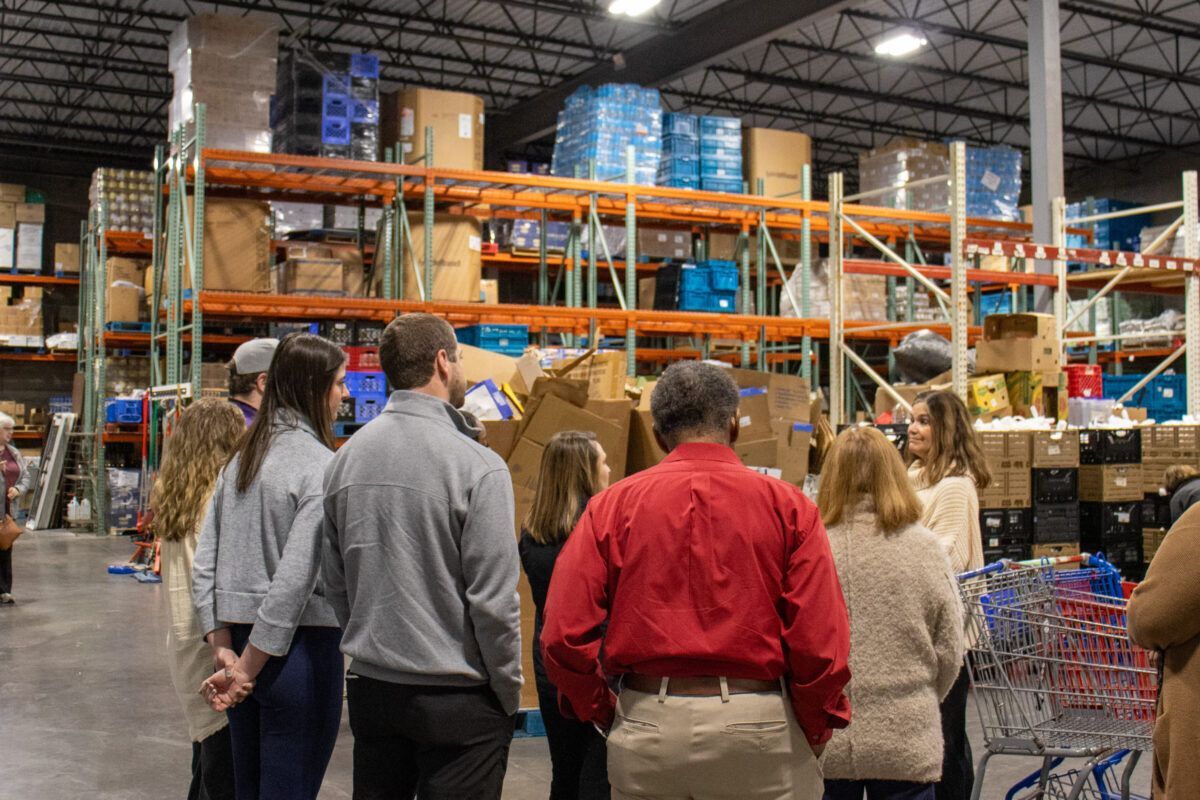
[607,684,824,800]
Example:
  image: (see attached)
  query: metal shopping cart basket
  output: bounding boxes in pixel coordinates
[958,554,1157,800]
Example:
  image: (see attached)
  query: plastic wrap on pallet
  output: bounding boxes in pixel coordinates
[1138,224,1188,257]
[168,14,277,153]
[1065,199,1154,254]
[273,50,379,162]
[779,259,888,321]
[1117,309,1184,350]
[857,138,950,211]
[964,145,1022,221]
[89,168,156,236]
[894,330,953,383]
[551,84,662,186]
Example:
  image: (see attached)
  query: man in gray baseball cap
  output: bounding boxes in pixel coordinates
[228,337,278,427]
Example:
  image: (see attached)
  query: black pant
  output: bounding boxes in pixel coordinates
[936,663,974,800]
[825,779,935,800]
[0,546,11,594]
[188,726,236,800]
[536,675,609,800]
[347,674,515,800]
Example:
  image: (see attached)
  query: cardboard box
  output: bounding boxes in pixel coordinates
[967,374,1010,416]
[584,398,633,481]
[637,228,691,260]
[1031,430,1080,468]
[15,223,42,272]
[708,231,803,264]
[1079,465,1143,502]
[105,285,143,324]
[984,313,1057,341]
[381,87,485,170]
[517,394,626,483]
[1032,542,1082,566]
[1141,459,1176,494]
[54,243,80,274]
[15,203,45,224]
[480,278,499,305]
[188,198,272,293]
[400,214,482,303]
[551,351,627,400]
[976,338,1061,373]
[1144,527,1168,563]
[0,204,14,229]
[0,227,13,270]
[106,257,147,286]
[277,258,346,295]
[626,408,667,475]
[506,438,545,491]
[773,420,812,486]
[742,127,812,198]
[1006,371,1061,417]
[638,277,656,311]
[736,388,773,441]
[735,437,777,469]
[0,184,23,203]
[459,343,520,388]
[979,431,1032,469]
[481,419,520,461]
[725,367,811,422]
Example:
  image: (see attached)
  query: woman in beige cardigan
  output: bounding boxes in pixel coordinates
[906,390,991,800]
[1128,503,1200,799]
[152,399,245,800]
[819,426,965,800]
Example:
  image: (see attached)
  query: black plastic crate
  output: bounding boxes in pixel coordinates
[354,321,385,346]
[1142,493,1172,529]
[1078,428,1142,465]
[653,263,682,310]
[1081,501,1142,541]
[1031,502,1080,543]
[336,396,355,423]
[320,321,354,345]
[1032,468,1078,503]
[984,544,1030,564]
[1093,534,1143,575]
[980,508,1033,548]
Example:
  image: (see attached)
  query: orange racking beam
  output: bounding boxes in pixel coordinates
[0,274,80,287]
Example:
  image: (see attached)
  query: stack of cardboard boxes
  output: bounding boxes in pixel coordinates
[0,286,44,347]
[1139,426,1200,565]
[0,184,44,273]
[104,257,149,325]
[971,313,1067,420]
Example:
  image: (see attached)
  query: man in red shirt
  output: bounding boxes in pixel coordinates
[541,361,851,800]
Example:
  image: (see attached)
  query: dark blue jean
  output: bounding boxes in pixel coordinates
[824,779,936,800]
[227,624,344,800]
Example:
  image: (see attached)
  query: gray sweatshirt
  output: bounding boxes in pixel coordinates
[192,412,340,657]
[322,390,523,714]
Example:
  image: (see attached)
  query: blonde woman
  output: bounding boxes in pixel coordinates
[818,426,964,800]
[520,431,611,800]
[905,390,991,800]
[0,411,34,605]
[152,398,245,800]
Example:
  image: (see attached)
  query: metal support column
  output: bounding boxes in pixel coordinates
[1029,0,1065,308]
[624,145,637,374]
[740,226,751,367]
[423,127,434,302]
[1184,171,1199,416]
[948,142,968,400]
[800,165,813,384]
[756,183,767,371]
[189,104,206,397]
[829,172,845,427]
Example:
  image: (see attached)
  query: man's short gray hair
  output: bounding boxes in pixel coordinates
[650,362,740,443]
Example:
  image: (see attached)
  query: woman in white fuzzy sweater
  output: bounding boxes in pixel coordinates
[818,425,965,800]
[905,390,992,800]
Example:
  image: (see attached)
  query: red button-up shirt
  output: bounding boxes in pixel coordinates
[540,442,852,745]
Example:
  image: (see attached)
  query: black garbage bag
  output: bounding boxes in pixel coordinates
[893,329,952,383]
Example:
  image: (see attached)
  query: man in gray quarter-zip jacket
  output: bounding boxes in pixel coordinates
[322,313,522,800]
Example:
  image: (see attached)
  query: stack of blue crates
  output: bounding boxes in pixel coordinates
[1066,199,1153,270]
[965,146,1022,221]
[457,324,529,357]
[273,51,380,161]
[344,370,388,425]
[551,84,662,186]
[699,116,742,193]
[1103,373,1186,420]
[658,113,700,189]
[677,260,739,313]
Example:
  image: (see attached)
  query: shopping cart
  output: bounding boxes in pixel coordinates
[958,553,1157,800]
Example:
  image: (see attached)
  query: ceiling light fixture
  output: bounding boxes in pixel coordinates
[609,0,662,17]
[874,29,928,57]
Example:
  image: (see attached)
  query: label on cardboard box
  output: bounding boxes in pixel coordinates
[400,108,415,137]
[459,113,472,139]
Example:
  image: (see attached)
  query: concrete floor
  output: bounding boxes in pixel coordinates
[0,531,1152,799]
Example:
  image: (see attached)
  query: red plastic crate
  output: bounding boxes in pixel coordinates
[1065,364,1104,398]
[343,346,381,371]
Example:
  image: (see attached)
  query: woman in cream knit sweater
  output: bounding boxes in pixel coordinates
[818,426,965,800]
[906,390,991,800]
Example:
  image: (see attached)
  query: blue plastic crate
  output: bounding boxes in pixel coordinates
[701,178,744,194]
[700,115,740,134]
[708,265,739,291]
[700,142,741,161]
[679,266,708,292]
[663,113,699,138]
[321,117,351,145]
[662,135,699,158]
[49,395,72,415]
[979,291,1012,317]
[659,176,699,189]
[679,288,737,313]
[322,93,350,119]
[354,394,387,424]
[658,153,700,176]
[350,53,380,79]
[105,398,142,425]
[346,371,387,396]
[351,99,379,125]
[457,323,529,356]
[700,162,742,181]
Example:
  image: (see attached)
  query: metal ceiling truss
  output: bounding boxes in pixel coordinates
[1,0,1197,183]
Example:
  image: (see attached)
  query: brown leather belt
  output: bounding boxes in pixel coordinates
[622,674,780,696]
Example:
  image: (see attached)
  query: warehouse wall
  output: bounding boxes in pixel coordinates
[0,170,90,272]
[1065,151,1197,208]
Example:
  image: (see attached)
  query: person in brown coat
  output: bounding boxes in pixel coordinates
[1127,502,1200,799]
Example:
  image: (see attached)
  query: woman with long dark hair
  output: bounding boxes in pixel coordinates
[192,333,349,800]
[154,398,245,800]
[520,430,611,800]
[905,389,991,800]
